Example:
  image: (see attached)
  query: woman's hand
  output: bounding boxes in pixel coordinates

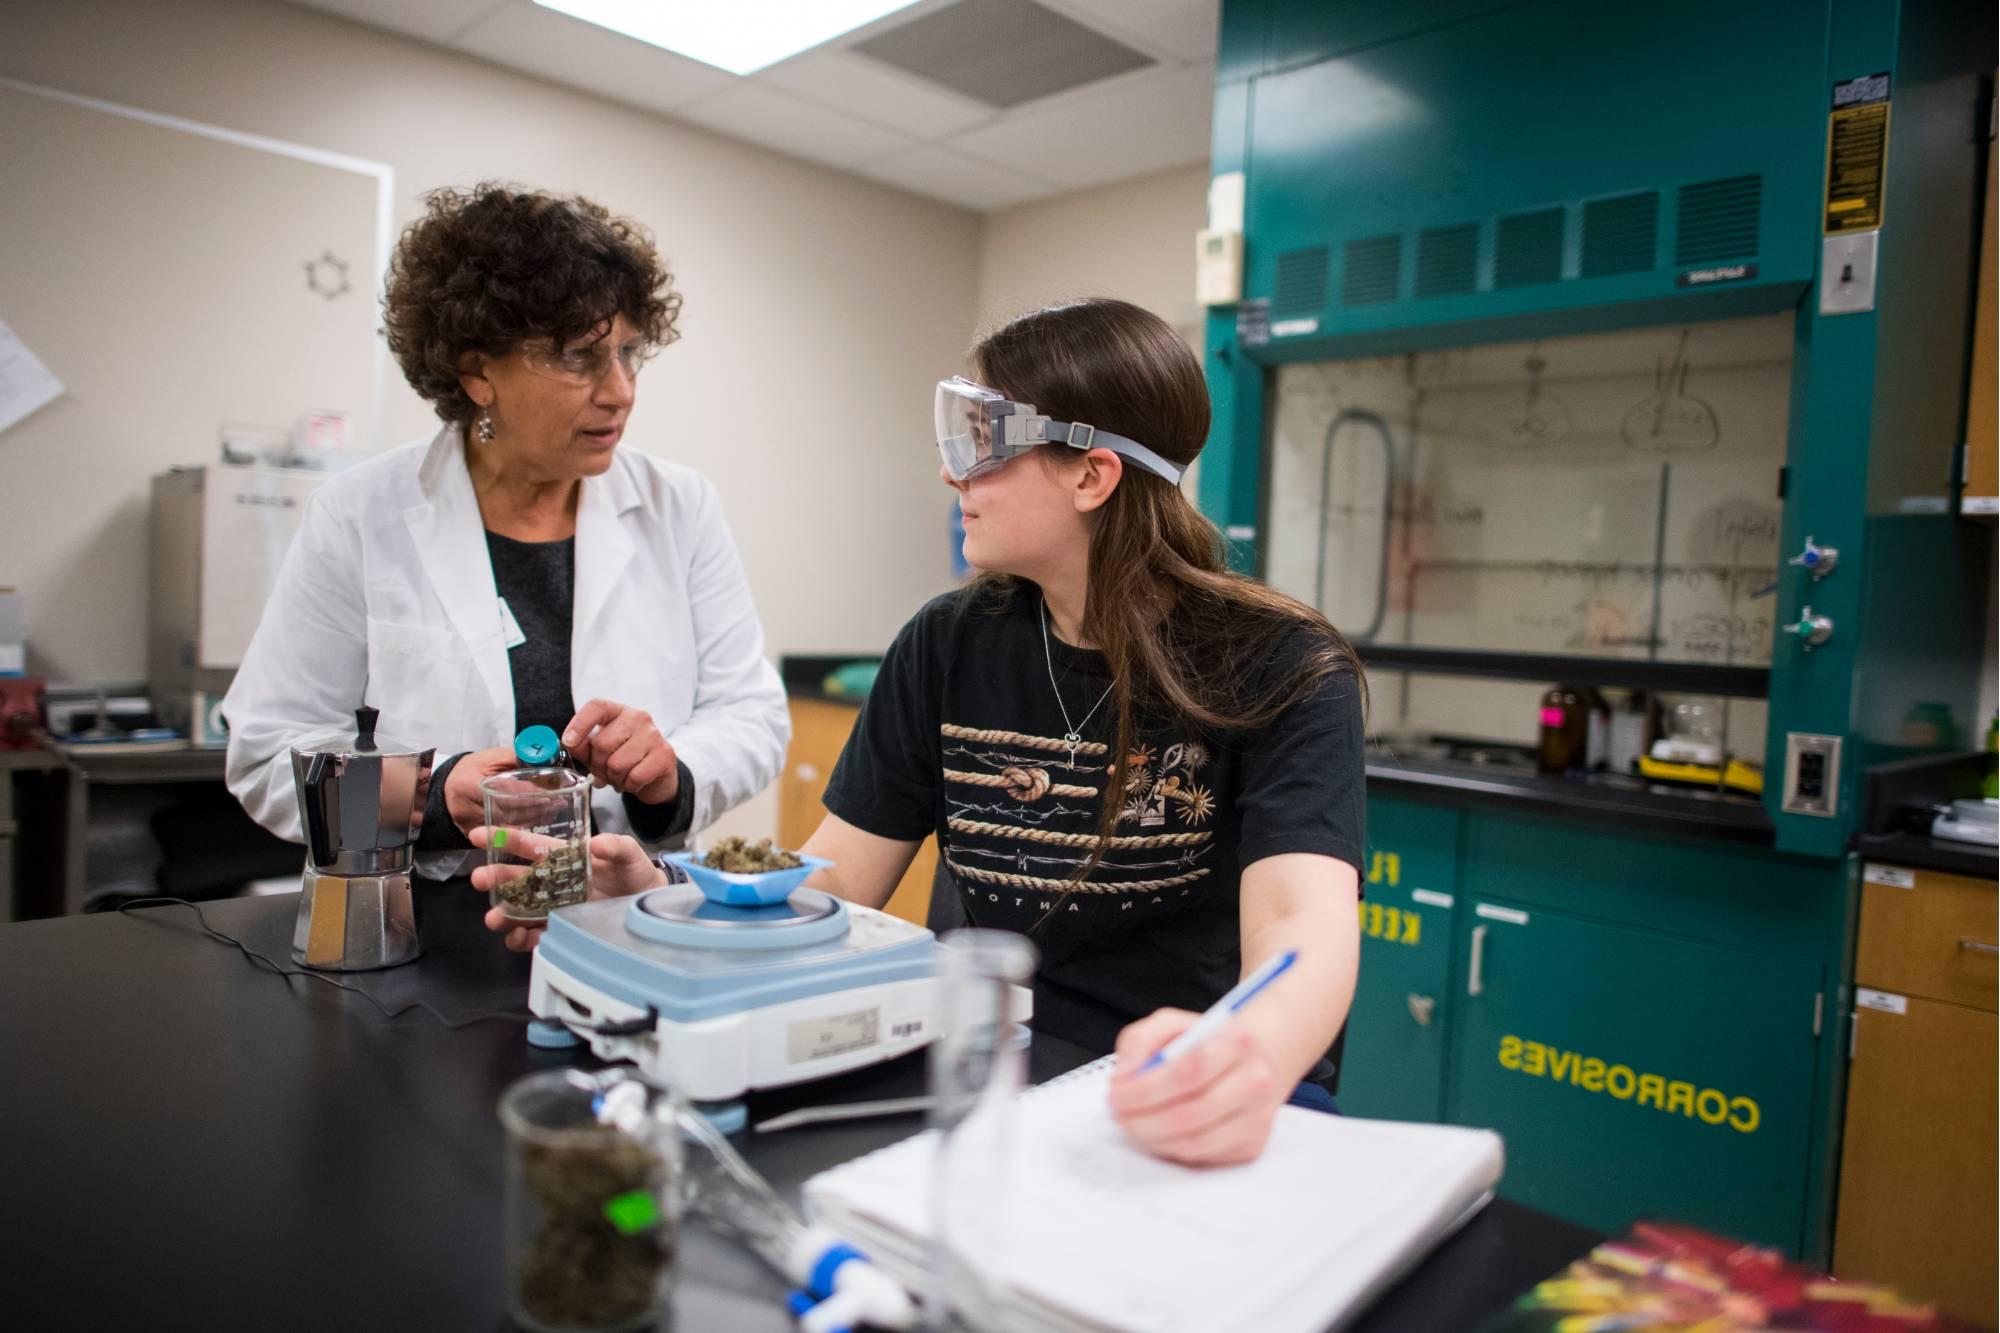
[442,746,526,836]
[467,829,666,952]
[564,699,680,805]
[1107,1008,1289,1166]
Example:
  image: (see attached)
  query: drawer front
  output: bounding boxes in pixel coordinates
[779,699,859,850]
[1856,867,1998,1012]
[1834,995,1998,1327]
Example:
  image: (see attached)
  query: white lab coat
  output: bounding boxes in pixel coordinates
[224,425,790,878]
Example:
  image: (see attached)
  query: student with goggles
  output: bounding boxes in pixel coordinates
[501,298,1366,1167]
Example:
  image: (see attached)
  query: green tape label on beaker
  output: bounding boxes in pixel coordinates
[602,1189,658,1235]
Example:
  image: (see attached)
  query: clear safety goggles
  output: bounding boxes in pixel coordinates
[934,377,1186,485]
[521,335,652,386]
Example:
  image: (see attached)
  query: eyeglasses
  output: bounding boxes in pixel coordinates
[521,336,652,386]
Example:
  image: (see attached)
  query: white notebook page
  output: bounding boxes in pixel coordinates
[805,1059,1505,1333]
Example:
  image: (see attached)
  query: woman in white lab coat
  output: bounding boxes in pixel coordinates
[225,183,789,881]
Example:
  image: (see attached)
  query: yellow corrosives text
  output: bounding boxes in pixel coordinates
[1358,901,1421,946]
[1496,1034,1760,1133]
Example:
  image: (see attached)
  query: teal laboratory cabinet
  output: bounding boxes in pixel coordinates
[1342,791,1853,1263]
[1205,0,1994,1270]
[1343,799,1460,1124]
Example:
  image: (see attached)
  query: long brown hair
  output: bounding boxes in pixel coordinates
[969,298,1365,924]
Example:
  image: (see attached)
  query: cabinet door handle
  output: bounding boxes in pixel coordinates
[1959,939,1999,955]
[1468,924,1488,997]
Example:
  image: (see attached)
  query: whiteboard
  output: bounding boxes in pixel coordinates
[0,79,388,681]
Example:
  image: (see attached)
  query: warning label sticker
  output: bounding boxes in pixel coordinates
[1825,73,1890,234]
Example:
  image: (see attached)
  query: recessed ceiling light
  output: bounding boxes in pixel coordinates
[533,0,927,76]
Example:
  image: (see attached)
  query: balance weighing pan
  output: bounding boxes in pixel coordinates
[660,851,834,907]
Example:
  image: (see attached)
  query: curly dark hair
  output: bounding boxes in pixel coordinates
[382,183,682,423]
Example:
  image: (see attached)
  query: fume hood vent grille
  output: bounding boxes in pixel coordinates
[1273,245,1330,315]
[1414,224,1479,297]
[1580,192,1659,278]
[1341,235,1402,305]
[1494,207,1565,288]
[1675,175,1762,264]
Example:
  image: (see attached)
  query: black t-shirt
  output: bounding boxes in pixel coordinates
[822,584,1365,1057]
[415,531,691,853]
[487,529,578,738]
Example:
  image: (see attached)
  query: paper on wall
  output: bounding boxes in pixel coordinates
[1208,171,1246,233]
[0,318,64,436]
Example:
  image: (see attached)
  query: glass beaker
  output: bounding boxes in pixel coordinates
[499,1069,681,1333]
[1670,697,1718,746]
[481,767,592,920]
[1659,696,1724,766]
[926,929,1037,1332]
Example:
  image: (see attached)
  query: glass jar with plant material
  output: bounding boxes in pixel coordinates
[481,767,592,920]
[499,1069,681,1333]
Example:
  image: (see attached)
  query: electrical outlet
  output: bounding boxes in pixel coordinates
[1782,733,1842,817]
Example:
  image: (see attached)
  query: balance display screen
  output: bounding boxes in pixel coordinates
[787,1008,881,1064]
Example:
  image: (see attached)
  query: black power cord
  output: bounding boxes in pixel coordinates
[117,897,663,1038]
[116,896,539,1031]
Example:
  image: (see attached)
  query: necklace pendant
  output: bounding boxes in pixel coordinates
[1065,732,1081,769]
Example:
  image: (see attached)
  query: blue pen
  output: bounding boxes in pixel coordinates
[1139,949,1299,1073]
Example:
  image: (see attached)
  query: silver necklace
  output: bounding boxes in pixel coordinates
[1040,597,1113,770]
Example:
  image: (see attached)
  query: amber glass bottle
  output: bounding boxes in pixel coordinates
[1537,684,1589,776]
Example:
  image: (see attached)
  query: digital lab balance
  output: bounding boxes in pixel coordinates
[527,880,948,1107]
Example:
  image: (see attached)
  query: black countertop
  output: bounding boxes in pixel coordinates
[0,887,1599,1332]
[1364,753,1773,843]
[1855,831,1998,881]
[1859,751,1998,880]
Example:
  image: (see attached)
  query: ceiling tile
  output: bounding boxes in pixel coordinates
[939,63,1211,189]
[755,49,994,139]
[451,3,739,116]
[286,0,509,45]
[1052,0,1220,64]
[847,0,1154,109]
[671,83,919,169]
[850,144,1056,210]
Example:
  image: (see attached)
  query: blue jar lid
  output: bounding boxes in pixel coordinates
[514,725,562,766]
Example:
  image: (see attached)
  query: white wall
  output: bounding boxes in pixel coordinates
[974,163,1208,348]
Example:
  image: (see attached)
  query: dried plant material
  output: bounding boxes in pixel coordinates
[516,1127,671,1329]
[495,837,588,918]
[699,836,803,873]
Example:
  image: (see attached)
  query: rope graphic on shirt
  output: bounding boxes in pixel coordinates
[938,721,1216,903]
[941,723,1109,758]
[944,744,1111,777]
[947,798,1094,827]
[946,817,1209,850]
[955,844,1204,874]
[943,768,1098,800]
[945,855,1211,894]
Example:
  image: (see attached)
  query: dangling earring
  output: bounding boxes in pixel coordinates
[475,411,496,443]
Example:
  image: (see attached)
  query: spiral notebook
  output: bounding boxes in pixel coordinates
[802,1057,1505,1333]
